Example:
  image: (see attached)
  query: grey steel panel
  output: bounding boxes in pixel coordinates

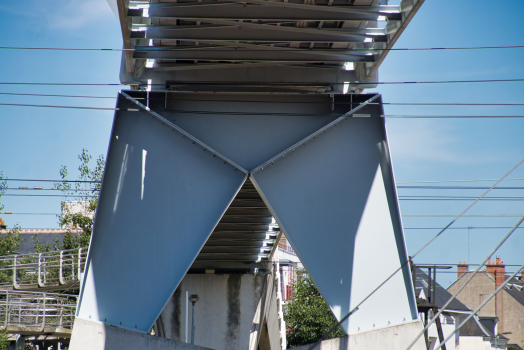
[157,94,338,171]
[76,96,246,333]
[250,104,417,333]
[144,2,400,14]
[133,49,374,63]
[131,27,386,43]
[141,5,401,21]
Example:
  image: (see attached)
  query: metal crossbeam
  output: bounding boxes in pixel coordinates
[131,6,400,21]
[131,26,386,43]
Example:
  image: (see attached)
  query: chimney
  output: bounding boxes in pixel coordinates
[457,261,468,279]
[486,256,505,287]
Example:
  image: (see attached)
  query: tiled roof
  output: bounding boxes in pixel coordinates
[413,268,471,312]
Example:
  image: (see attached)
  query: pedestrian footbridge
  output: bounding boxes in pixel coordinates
[0,248,87,292]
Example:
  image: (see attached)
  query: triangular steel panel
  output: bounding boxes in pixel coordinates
[251,115,417,334]
[147,92,339,171]
[77,99,246,332]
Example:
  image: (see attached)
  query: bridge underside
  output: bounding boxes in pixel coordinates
[109,0,424,92]
[76,91,418,339]
[73,0,425,347]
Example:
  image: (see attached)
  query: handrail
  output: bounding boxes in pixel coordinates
[0,291,77,332]
[0,247,88,290]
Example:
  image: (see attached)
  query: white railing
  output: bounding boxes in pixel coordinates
[0,248,87,289]
[0,291,77,331]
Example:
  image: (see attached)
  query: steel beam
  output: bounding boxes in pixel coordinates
[133,49,373,63]
[130,6,401,22]
[131,26,387,43]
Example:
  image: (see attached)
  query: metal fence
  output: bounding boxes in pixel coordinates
[0,248,87,290]
[0,291,77,331]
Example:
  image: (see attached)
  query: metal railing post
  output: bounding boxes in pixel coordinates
[43,255,47,284]
[18,297,21,326]
[59,251,65,285]
[12,256,20,289]
[6,292,11,327]
[4,291,9,328]
[38,253,44,287]
[42,293,46,331]
[35,295,39,327]
[59,300,64,328]
[77,248,82,280]
[71,251,75,281]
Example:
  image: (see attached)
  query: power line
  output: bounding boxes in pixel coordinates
[416,229,524,350]
[2,194,96,198]
[3,179,99,183]
[398,186,524,190]
[3,92,524,107]
[397,178,524,184]
[403,214,524,218]
[4,178,521,184]
[2,102,524,118]
[1,78,524,86]
[1,45,524,52]
[4,193,524,201]
[404,227,524,230]
[310,158,524,349]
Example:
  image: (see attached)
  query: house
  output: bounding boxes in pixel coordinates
[413,267,508,349]
[276,234,303,301]
[447,257,524,349]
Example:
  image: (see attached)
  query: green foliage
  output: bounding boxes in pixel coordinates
[0,225,23,256]
[506,345,522,350]
[50,149,105,251]
[0,328,9,350]
[284,270,345,347]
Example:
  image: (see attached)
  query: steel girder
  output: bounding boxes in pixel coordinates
[77,92,417,334]
[106,0,424,90]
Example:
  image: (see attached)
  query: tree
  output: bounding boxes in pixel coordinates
[0,225,23,256]
[284,270,345,347]
[35,149,105,252]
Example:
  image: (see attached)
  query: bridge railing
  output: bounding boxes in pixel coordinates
[0,291,77,331]
[0,248,87,289]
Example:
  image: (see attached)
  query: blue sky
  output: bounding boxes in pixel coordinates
[0,0,523,287]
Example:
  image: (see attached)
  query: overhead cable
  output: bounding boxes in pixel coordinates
[1,45,524,52]
[7,193,524,201]
[4,178,522,184]
[434,263,524,349]
[1,78,524,86]
[407,214,524,349]
[404,226,524,230]
[1,103,524,118]
[3,92,524,107]
[308,158,524,349]
[3,179,99,183]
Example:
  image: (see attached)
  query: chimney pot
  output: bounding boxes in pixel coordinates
[457,261,468,279]
[486,256,505,287]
